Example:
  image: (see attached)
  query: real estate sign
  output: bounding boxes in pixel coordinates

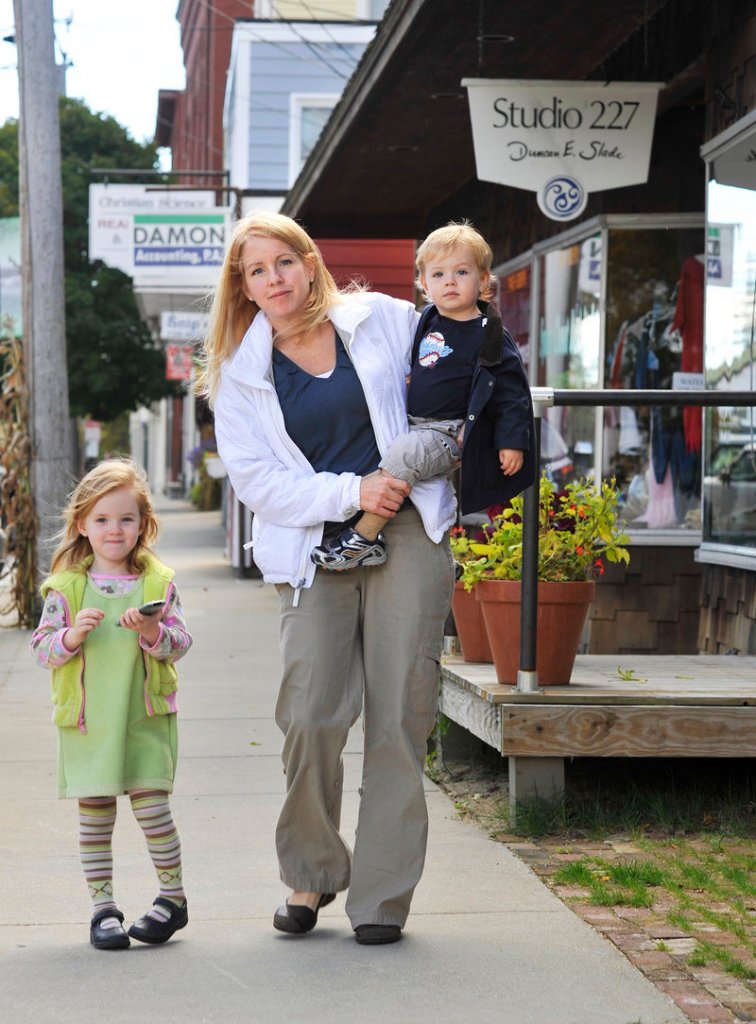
[463,80,662,222]
[88,185,231,285]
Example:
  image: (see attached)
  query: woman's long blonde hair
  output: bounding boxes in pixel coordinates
[48,458,159,576]
[195,211,343,403]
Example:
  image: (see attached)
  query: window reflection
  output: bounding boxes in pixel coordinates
[703,171,756,546]
[537,235,601,485]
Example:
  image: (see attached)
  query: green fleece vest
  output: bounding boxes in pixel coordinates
[41,552,179,729]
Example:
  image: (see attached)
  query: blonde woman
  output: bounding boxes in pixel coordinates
[199,212,455,945]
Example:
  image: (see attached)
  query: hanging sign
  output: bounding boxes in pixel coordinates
[165,344,194,381]
[160,311,211,341]
[88,184,231,286]
[462,79,663,221]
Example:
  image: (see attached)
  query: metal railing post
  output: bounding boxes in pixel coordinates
[517,388,553,692]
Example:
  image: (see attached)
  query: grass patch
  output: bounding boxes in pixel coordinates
[488,758,756,840]
[688,941,755,980]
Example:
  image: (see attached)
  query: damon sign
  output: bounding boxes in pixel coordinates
[89,184,231,286]
[463,80,662,222]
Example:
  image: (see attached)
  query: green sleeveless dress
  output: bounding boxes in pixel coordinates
[57,578,178,799]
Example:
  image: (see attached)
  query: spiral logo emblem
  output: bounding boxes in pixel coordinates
[538,176,587,221]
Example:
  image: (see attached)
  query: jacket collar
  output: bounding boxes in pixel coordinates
[477,299,504,368]
[224,298,374,389]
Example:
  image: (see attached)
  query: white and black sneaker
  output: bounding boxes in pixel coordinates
[311,527,387,571]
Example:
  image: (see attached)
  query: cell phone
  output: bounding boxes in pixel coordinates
[137,600,165,616]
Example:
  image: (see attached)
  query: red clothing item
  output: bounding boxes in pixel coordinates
[672,256,704,452]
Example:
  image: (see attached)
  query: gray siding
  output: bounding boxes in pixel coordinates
[246,40,366,190]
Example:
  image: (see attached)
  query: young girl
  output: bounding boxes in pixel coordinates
[30,458,192,951]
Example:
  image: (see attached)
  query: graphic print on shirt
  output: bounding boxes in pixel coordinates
[417,331,453,369]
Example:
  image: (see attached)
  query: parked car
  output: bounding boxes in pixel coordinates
[704,442,756,542]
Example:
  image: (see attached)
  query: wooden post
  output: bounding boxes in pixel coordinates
[14,0,73,573]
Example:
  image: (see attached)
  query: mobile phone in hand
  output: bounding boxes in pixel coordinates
[138,600,165,616]
[115,600,165,627]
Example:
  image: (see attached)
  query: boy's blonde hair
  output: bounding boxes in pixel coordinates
[195,211,343,403]
[415,221,496,303]
[48,458,159,576]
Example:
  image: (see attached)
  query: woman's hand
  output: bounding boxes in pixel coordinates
[63,607,105,651]
[118,606,164,647]
[359,470,411,518]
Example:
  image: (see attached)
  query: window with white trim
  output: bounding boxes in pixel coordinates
[289,94,338,186]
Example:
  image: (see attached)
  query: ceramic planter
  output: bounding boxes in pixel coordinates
[475,578,596,685]
[451,580,493,663]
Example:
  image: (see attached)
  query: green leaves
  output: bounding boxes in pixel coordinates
[456,473,630,589]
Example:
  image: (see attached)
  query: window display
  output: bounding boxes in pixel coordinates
[603,228,704,530]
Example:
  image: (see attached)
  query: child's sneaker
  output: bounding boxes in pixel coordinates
[311,526,387,571]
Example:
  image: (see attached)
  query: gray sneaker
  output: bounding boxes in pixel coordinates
[311,526,387,571]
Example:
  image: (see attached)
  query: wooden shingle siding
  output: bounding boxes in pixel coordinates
[584,546,703,655]
[699,565,756,655]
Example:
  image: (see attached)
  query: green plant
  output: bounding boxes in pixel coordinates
[457,474,630,591]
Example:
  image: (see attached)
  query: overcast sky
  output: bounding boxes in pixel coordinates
[0,0,185,145]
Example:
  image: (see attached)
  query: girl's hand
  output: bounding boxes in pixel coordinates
[63,607,105,651]
[118,605,164,647]
[359,470,411,518]
[499,448,524,476]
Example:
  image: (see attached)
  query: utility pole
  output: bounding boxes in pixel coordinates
[13,0,72,574]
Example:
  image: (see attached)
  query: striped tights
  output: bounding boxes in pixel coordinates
[78,789,185,922]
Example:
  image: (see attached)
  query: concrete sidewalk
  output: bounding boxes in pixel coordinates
[0,503,686,1024]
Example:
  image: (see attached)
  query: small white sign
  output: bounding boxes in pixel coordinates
[160,311,211,341]
[463,79,662,222]
[672,372,705,390]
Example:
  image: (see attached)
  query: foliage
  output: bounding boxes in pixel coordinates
[0,323,38,626]
[453,474,630,590]
[0,100,176,420]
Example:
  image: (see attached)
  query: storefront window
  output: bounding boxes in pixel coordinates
[498,264,531,369]
[537,235,601,483]
[603,228,704,531]
[702,135,756,549]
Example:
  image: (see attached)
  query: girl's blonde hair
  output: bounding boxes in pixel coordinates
[195,211,343,403]
[48,458,159,576]
[415,221,497,303]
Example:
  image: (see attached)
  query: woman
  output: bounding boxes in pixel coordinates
[198,212,455,945]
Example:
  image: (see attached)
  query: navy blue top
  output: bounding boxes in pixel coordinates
[407,311,483,419]
[272,333,381,477]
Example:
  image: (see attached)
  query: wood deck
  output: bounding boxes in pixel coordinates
[439,654,756,809]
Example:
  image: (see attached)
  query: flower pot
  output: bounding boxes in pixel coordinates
[475,578,596,685]
[451,580,493,663]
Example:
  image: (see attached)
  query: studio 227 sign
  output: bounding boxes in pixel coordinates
[463,79,663,221]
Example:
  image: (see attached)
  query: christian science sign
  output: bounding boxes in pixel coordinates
[463,80,663,221]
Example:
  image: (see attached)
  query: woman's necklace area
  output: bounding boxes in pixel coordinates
[274,323,336,376]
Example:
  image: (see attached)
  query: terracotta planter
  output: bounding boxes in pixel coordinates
[451,580,493,663]
[475,578,596,685]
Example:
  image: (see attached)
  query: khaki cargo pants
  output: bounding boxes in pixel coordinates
[274,507,454,929]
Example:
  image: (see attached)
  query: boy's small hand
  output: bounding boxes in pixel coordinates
[63,607,105,651]
[118,605,164,646]
[499,448,524,476]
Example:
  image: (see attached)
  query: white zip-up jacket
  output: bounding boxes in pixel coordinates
[214,292,456,599]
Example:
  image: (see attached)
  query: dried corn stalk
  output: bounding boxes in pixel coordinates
[0,322,38,627]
